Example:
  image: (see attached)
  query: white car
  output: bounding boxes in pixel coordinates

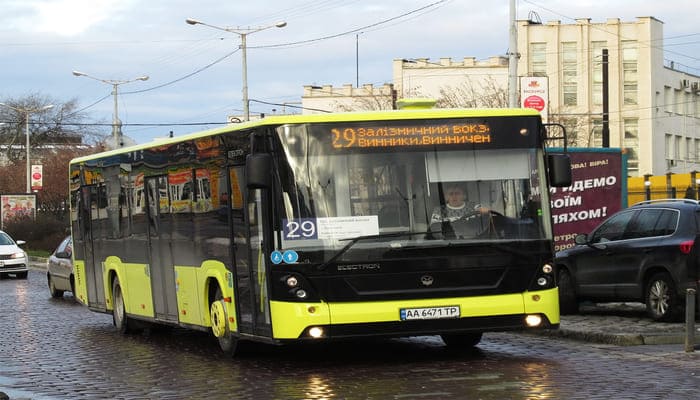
[0,230,28,279]
[47,236,74,298]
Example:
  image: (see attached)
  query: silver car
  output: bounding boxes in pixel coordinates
[0,230,28,279]
[47,236,74,298]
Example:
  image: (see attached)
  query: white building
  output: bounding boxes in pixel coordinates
[301,16,700,177]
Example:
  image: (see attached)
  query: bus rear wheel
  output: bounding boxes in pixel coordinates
[440,332,483,348]
[112,277,133,334]
[211,286,238,355]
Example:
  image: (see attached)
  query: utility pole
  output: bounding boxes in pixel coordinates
[602,49,610,147]
[508,0,518,107]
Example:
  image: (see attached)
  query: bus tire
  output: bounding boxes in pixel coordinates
[112,277,132,334]
[557,268,579,315]
[440,332,482,348]
[211,286,238,355]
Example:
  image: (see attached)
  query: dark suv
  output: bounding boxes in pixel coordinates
[555,199,700,321]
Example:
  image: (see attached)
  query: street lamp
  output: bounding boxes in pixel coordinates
[0,102,54,193]
[72,70,149,148]
[185,18,287,121]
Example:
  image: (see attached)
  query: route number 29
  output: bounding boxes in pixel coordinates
[283,219,318,240]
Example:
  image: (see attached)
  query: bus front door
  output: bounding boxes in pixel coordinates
[228,164,272,337]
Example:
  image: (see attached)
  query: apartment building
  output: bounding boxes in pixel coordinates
[301,16,700,176]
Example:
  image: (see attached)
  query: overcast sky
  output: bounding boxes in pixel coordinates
[1,0,698,144]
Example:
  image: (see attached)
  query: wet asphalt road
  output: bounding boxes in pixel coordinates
[1,268,700,400]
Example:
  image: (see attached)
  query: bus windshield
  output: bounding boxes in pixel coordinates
[274,122,552,255]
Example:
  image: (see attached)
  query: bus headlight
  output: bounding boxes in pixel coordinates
[542,263,553,274]
[285,275,299,288]
[525,314,542,327]
[295,289,308,299]
[308,326,324,338]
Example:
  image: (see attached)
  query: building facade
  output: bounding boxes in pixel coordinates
[301,16,700,177]
[518,16,700,176]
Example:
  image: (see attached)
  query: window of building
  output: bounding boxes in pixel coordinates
[562,42,577,106]
[591,41,606,105]
[687,138,693,161]
[622,41,638,105]
[665,134,673,160]
[624,118,639,173]
[530,42,547,77]
[664,86,673,113]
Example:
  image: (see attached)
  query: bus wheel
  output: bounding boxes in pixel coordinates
[112,277,132,334]
[211,287,238,355]
[557,268,579,315]
[440,332,482,348]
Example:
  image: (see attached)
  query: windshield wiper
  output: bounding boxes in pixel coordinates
[317,231,431,271]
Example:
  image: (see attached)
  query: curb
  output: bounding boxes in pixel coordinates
[29,256,47,270]
[528,324,692,346]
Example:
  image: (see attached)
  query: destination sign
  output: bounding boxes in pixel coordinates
[330,123,491,149]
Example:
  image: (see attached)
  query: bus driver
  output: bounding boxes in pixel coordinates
[430,183,490,237]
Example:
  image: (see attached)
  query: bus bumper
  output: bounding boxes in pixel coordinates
[269,288,559,340]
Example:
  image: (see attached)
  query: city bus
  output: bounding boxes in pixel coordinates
[69,106,571,355]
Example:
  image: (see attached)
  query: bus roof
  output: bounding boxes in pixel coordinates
[70,107,542,164]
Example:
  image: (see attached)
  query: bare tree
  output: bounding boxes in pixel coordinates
[436,76,508,109]
[0,93,107,163]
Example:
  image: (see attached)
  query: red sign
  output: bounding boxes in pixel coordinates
[523,95,545,111]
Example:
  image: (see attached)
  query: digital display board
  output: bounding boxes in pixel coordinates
[305,117,541,153]
[331,122,491,149]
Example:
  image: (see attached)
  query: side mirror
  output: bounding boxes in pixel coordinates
[56,251,70,259]
[246,153,272,189]
[16,240,26,246]
[574,234,588,245]
[547,154,572,187]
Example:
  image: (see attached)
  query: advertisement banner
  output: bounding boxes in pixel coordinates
[550,149,626,253]
[31,164,43,191]
[1,194,37,229]
[520,76,549,122]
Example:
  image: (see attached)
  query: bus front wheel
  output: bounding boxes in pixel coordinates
[211,286,238,355]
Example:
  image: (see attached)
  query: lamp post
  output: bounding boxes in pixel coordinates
[0,102,54,193]
[72,71,149,148]
[185,18,287,121]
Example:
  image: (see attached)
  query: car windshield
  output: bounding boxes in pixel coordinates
[271,122,553,261]
[0,233,15,246]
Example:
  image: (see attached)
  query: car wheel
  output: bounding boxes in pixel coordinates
[112,277,133,334]
[210,286,238,355]
[48,274,64,298]
[440,332,483,348]
[557,268,579,315]
[645,272,680,322]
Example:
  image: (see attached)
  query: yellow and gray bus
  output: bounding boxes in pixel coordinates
[69,107,571,354]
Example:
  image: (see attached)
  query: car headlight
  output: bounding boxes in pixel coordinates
[10,252,26,259]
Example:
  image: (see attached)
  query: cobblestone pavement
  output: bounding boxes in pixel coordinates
[1,267,700,399]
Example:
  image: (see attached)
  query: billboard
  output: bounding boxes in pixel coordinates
[550,149,627,252]
[520,76,549,122]
[1,194,37,229]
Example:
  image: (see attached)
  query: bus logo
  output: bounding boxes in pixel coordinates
[420,275,434,286]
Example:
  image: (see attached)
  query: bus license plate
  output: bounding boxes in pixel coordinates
[400,306,460,321]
